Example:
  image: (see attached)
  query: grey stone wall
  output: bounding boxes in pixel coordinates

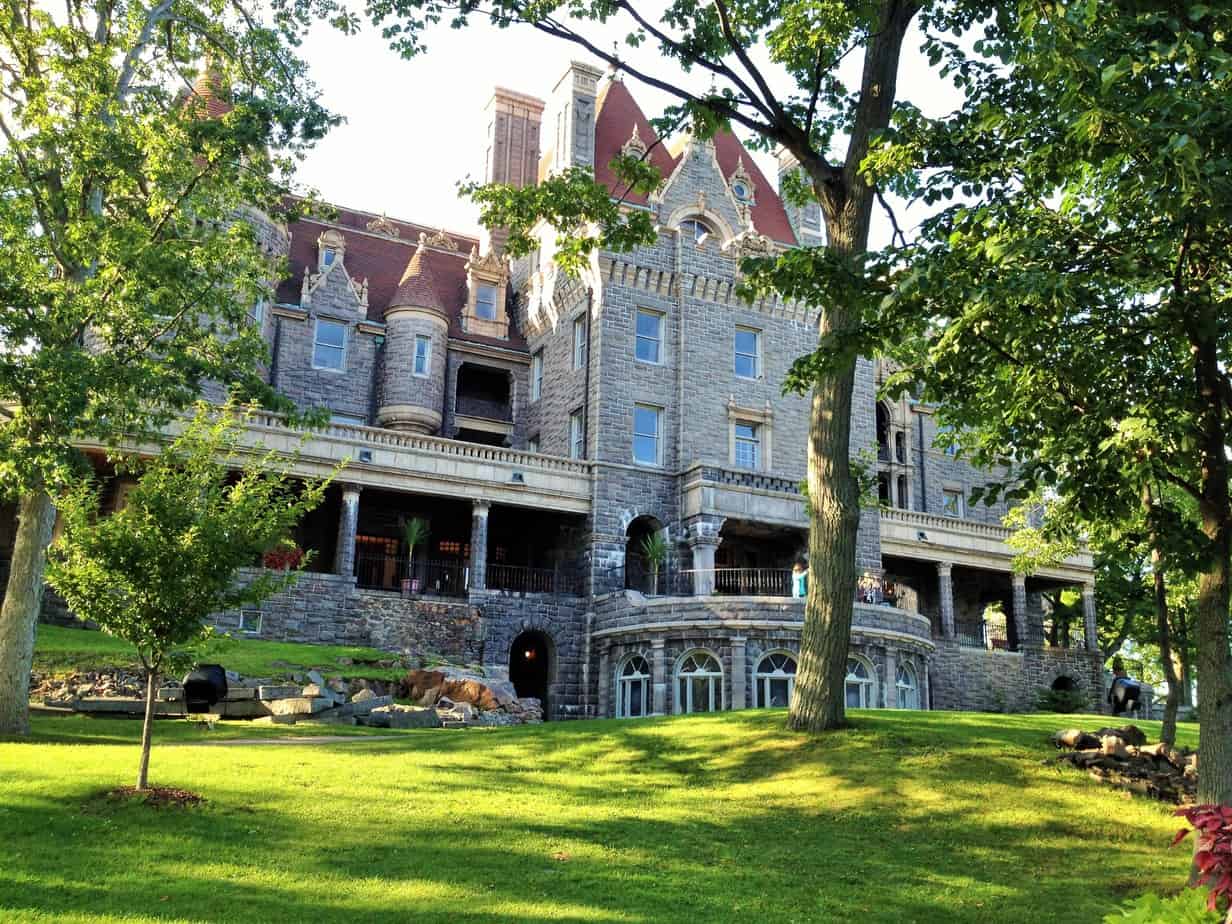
[929,639,1106,713]
[379,310,447,431]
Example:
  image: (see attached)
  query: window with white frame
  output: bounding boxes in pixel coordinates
[941,488,964,518]
[845,656,876,708]
[321,247,338,269]
[527,434,540,454]
[734,421,760,470]
[754,652,797,708]
[632,404,661,465]
[675,650,722,714]
[896,661,921,710]
[413,335,431,377]
[531,350,543,401]
[476,283,498,321]
[679,217,713,244]
[616,654,651,718]
[635,308,663,363]
[239,609,262,634]
[572,315,587,369]
[569,409,585,460]
[312,319,346,371]
[734,327,761,379]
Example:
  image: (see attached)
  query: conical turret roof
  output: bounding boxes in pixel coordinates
[388,236,446,314]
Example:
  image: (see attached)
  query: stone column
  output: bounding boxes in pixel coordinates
[332,484,362,577]
[690,540,718,596]
[730,636,747,710]
[1011,573,1028,651]
[469,500,490,591]
[1082,581,1099,652]
[936,562,955,639]
[597,644,611,718]
[884,648,898,709]
[921,659,931,710]
[651,638,667,715]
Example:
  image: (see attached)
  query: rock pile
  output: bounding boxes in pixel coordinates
[1052,724,1198,804]
[400,668,544,727]
[31,669,144,703]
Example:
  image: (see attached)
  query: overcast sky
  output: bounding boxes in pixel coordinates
[292,16,960,248]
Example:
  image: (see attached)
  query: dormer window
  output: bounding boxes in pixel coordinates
[316,228,347,271]
[476,284,498,321]
[679,218,712,244]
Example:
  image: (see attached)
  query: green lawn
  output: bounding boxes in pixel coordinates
[33,624,407,680]
[0,709,1200,923]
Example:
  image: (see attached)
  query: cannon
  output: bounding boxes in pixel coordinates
[181,664,228,713]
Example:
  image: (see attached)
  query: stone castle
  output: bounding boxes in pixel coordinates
[4,61,1105,718]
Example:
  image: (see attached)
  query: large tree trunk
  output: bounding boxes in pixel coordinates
[786,0,918,732]
[1192,322,1232,806]
[0,491,56,736]
[136,667,159,791]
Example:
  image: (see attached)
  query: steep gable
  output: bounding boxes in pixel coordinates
[592,79,679,207]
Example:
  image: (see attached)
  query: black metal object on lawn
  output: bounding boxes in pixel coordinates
[182,664,228,713]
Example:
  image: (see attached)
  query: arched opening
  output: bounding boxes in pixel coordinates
[896,661,921,710]
[679,217,714,244]
[615,654,651,718]
[674,650,723,714]
[625,515,666,594]
[845,655,877,709]
[876,403,892,461]
[509,630,552,716]
[754,651,797,708]
[1051,675,1078,692]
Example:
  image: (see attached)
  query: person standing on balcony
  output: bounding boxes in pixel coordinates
[792,560,809,599]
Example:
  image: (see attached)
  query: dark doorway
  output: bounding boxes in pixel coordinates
[1051,675,1078,692]
[509,631,551,716]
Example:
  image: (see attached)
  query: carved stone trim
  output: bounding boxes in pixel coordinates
[365,214,400,237]
[621,123,648,158]
[425,228,459,251]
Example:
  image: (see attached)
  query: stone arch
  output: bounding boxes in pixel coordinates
[509,628,557,718]
[664,204,737,246]
[625,514,667,593]
[1050,674,1079,692]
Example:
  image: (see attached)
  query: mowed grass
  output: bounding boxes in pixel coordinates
[33,624,405,681]
[0,709,1199,923]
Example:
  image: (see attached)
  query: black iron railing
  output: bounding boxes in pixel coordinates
[487,563,581,596]
[354,553,469,597]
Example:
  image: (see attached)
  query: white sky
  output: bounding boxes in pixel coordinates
[292,16,961,248]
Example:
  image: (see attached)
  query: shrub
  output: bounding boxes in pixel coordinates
[1174,804,1232,917]
[1037,687,1087,713]
[1104,890,1219,923]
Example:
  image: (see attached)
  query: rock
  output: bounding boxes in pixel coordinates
[302,683,326,697]
[326,676,347,694]
[306,670,325,687]
[1095,725,1148,748]
[257,684,301,701]
[1054,729,1099,750]
[350,688,377,704]
[416,685,441,707]
[1100,736,1130,760]
[267,696,335,716]
[368,705,442,729]
[401,669,446,701]
[251,714,298,725]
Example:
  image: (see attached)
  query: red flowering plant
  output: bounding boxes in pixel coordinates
[261,542,304,571]
[1174,804,1232,920]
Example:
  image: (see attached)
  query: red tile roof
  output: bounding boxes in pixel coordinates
[711,130,797,246]
[274,206,526,352]
[592,79,679,208]
[185,66,233,119]
[592,79,797,245]
[390,242,446,314]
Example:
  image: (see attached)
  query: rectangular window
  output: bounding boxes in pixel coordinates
[250,298,266,326]
[734,327,760,379]
[569,409,585,460]
[476,284,498,320]
[734,421,760,470]
[635,309,663,364]
[633,404,661,466]
[941,488,964,518]
[527,435,540,454]
[572,315,587,369]
[330,412,366,426]
[321,248,337,268]
[529,349,544,401]
[239,609,262,634]
[313,319,346,371]
[413,335,431,377]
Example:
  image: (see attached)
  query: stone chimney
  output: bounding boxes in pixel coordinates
[546,60,603,173]
[481,87,545,255]
[775,147,824,244]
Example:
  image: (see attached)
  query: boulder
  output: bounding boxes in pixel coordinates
[302,683,326,698]
[258,684,300,701]
[1095,725,1148,747]
[306,670,325,687]
[401,669,446,701]
[350,688,377,704]
[1054,728,1100,750]
[368,705,442,730]
[267,696,335,716]
[1100,736,1130,760]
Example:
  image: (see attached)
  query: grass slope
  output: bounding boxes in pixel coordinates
[33,624,405,680]
[0,709,1197,923]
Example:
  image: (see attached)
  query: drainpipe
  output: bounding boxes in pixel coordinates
[917,410,928,513]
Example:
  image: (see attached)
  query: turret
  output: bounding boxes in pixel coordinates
[377,235,449,433]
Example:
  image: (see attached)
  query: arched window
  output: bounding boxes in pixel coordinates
[845,656,876,709]
[754,651,797,708]
[895,661,920,710]
[616,655,651,718]
[675,650,723,714]
[679,218,713,244]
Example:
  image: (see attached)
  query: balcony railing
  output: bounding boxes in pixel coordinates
[671,568,795,597]
[455,396,513,422]
[954,619,1013,651]
[486,562,581,596]
[355,553,469,597]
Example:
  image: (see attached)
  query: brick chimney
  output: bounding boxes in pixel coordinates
[480,87,545,256]
[546,60,602,173]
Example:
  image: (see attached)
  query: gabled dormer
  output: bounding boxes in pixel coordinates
[462,246,510,340]
[298,227,368,313]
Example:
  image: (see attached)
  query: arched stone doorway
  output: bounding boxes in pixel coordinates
[509,630,552,717]
[1051,675,1078,692]
[625,515,665,594]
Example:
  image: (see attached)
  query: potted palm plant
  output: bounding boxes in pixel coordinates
[640,532,668,596]
[402,516,431,595]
